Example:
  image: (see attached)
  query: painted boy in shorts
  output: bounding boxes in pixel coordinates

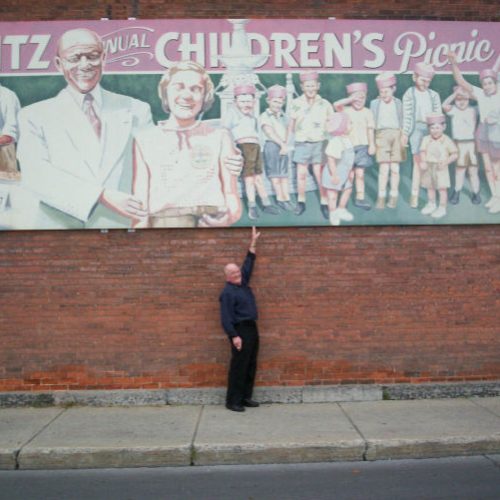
[401,62,442,209]
[370,72,406,209]
[260,84,294,212]
[448,51,500,214]
[442,86,480,205]
[288,71,333,218]
[334,82,375,211]
[420,113,458,219]
[223,83,279,221]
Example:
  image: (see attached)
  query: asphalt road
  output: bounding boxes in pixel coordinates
[1,455,499,500]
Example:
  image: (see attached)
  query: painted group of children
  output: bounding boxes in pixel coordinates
[130,55,499,228]
[223,56,500,226]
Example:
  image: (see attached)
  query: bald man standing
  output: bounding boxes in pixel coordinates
[220,227,261,412]
[17,28,153,229]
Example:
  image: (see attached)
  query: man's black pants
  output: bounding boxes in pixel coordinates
[226,320,259,406]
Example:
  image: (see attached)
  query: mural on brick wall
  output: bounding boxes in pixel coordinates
[0,18,499,229]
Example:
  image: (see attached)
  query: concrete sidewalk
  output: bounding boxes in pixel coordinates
[1,397,499,470]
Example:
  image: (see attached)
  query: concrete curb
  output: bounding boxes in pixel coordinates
[10,436,500,470]
[364,436,500,460]
[18,446,192,469]
[0,448,17,470]
[193,441,366,466]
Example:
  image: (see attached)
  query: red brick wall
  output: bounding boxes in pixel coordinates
[1,1,500,22]
[0,1,499,392]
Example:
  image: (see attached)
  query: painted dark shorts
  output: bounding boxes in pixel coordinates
[263,141,289,179]
[353,145,374,168]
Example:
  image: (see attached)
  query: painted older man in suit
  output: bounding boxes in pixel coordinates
[17,28,153,229]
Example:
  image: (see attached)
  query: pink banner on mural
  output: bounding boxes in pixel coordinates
[0,19,498,74]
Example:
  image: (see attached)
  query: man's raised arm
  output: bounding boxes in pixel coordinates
[249,226,261,254]
[241,226,261,285]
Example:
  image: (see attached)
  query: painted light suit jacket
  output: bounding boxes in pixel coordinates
[17,86,152,229]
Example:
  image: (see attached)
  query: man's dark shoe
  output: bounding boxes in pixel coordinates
[243,399,260,407]
[354,198,371,210]
[449,189,460,205]
[226,403,245,412]
[294,201,306,215]
[320,204,329,219]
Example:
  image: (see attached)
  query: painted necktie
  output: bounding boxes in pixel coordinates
[83,93,102,139]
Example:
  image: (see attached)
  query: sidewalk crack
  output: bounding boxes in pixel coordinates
[190,405,204,466]
[15,408,67,469]
[468,398,500,419]
[338,403,369,461]
[13,449,20,470]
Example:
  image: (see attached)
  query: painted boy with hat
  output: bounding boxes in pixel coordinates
[448,52,500,214]
[370,72,406,209]
[419,112,458,219]
[288,71,333,218]
[259,84,294,212]
[401,62,442,209]
[442,86,481,205]
[322,112,355,226]
[223,83,279,221]
[334,82,375,211]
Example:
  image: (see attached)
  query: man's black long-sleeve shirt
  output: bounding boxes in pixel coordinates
[219,251,258,338]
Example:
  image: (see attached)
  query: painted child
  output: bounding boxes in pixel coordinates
[222,83,279,221]
[419,113,458,219]
[370,72,406,209]
[401,63,442,208]
[0,82,21,180]
[442,86,481,205]
[288,71,333,218]
[259,84,294,212]
[334,82,375,211]
[132,61,242,228]
[322,112,355,226]
[448,51,500,214]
